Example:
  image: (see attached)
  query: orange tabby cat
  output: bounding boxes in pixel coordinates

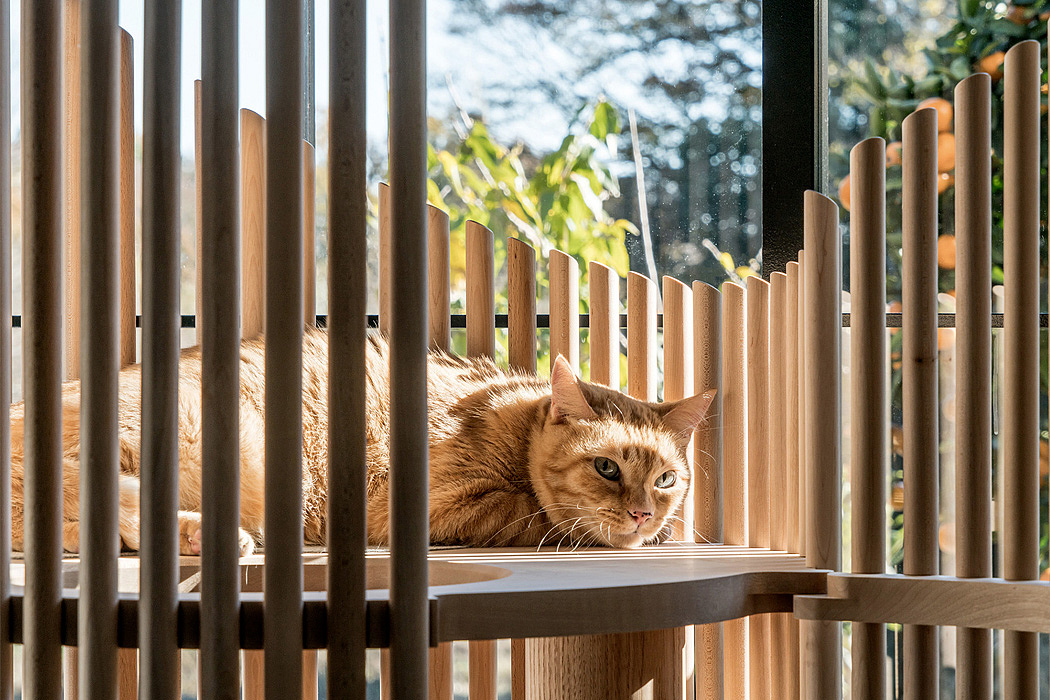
[8,329,714,554]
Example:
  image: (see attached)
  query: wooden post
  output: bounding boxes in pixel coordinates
[303,140,316,325]
[468,640,498,700]
[589,262,619,389]
[783,260,801,700]
[769,271,789,700]
[1002,39,1041,700]
[507,238,537,374]
[427,206,451,352]
[119,30,136,367]
[466,221,495,358]
[64,0,81,381]
[194,79,203,344]
[549,250,580,372]
[378,181,391,333]
[849,137,888,699]
[240,108,266,340]
[627,272,657,401]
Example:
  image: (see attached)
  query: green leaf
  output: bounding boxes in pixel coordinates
[864,59,888,99]
[949,55,971,80]
[959,0,980,19]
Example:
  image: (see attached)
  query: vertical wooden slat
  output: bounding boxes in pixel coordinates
[953,72,992,700]
[140,0,183,698]
[241,108,266,339]
[388,0,431,689]
[428,644,452,700]
[301,651,318,700]
[769,272,788,700]
[588,262,619,388]
[849,137,888,699]
[194,79,203,344]
[303,140,316,325]
[265,1,305,697]
[0,0,10,694]
[468,640,497,700]
[23,0,64,697]
[200,1,242,697]
[802,191,841,699]
[627,272,657,400]
[722,281,747,699]
[663,276,693,540]
[427,206,451,353]
[783,260,801,700]
[693,282,723,700]
[378,182,391,334]
[901,106,939,700]
[466,221,495,358]
[507,238,537,373]
[797,251,806,561]
[1002,39,1041,700]
[511,639,526,700]
[64,0,81,381]
[119,30,135,366]
[79,0,121,698]
[549,250,579,372]
[745,276,770,700]
[326,0,369,693]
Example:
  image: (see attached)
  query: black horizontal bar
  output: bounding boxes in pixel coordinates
[7,312,1031,332]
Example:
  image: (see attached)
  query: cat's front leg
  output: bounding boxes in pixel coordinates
[177,511,256,557]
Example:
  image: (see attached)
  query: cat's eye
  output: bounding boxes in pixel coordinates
[594,457,620,480]
[655,471,677,488]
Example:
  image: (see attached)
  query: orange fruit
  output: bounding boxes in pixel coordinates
[918,97,953,132]
[977,51,1006,81]
[838,176,851,212]
[937,132,956,172]
[885,141,903,167]
[937,234,956,269]
[938,172,955,193]
[938,522,955,554]
[1007,4,1028,24]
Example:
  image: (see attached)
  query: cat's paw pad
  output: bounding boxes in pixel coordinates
[237,529,256,557]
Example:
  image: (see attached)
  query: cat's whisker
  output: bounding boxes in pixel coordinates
[483,504,587,547]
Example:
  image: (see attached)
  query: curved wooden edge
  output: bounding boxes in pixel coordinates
[240,108,266,340]
[465,220,495,358]
[548,249,580,372]
[427,205,451,352]
[507,237,537,373]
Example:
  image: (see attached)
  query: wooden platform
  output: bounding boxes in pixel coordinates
[7,542,824,648]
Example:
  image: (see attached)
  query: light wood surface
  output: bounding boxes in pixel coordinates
[429,643,453,700]
[784,262,801,700]
[797,252,806,560]
[663,276,693,541]
[802,191,841,699]
[1002,39,1041,700]
[507,239,537,373]
[627,272,657,401]
[466,221,495,358]
[848,136,888,700]
[119,29,135,367]
[303,141,316,325]
[511,638,525,700]
[427,205,451,352]
[548,249,579,372]
[378,182,391,334]
[194,79,203,343]
[468,639,497,700]
[588,262,619,388]
[721,282,746,700]
[768,272,789,700]
[64,0,81,381]
[240,108,266,339]
[954,71,993,699]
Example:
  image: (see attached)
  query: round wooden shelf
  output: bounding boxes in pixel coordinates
[7,542,825,648]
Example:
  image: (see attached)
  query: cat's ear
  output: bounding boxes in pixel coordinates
[660,389,717,445]
[550,355,597,423]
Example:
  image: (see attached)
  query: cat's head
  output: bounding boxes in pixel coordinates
[529,355,716,549]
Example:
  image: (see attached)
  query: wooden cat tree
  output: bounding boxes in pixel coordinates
[3,1,1048,699]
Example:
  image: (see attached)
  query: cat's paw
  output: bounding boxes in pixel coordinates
[177,512,255,557]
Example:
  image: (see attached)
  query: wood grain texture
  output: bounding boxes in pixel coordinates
[303,141,315,325]
[427,205,451,352]
[507,239,537,373]
[466,221,495,358]
[548,249,579,372]
[588,262,619,388]
[769,273,787,552]
[1002,39,1041,700]
[64,0,81,381]
[954,72,993,700]
[511,638,525,700]
[802,191,841,699]
[468,640,497,700]
[378,182,391,334]
[194,79,203,343]
[662,276,692,540]
[429,643,453,700]
[797,252,806,560]
[627,272,657,401]
[786,263,800,556]
[119,29,135,367]
[240,109,266,339]
[849,137,888,700]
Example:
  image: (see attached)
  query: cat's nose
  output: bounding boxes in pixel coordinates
[629,510,653,526]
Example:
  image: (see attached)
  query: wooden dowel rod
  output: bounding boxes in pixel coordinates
[784,261,801,700]
[953,71,993,700]
[0,0,10,693]
[303,140,316,325]
[663,275,693,540]
[1002,39,1041,700]
[427,206,451,352]
[722,281,746,699]
[388,0,431,688]
[692,281,723,700]
[511,638,525,700]
[243,650,264,700]
[468,640,497,700]
[429,643,453,700]
[140,0,182,697]
[240,108,266,340]
[849,137,888,700]
[119,29,135,367]
[627,272,657,401]
[265,2,305,696]
[326,0,369,692]
[194,79,203,344]
[802,191,842,699]
[769,272,787,552]
[22,0,65,696]
[507,239,537,373]
[588,262,619,388]
[549,249,579,372]
[63,0,81,381]
[797,251,806,560]
[378,181,391,334]
[302,650,318,700]
[79,0,121,696]
[466,220,495,358]
[200,0,243,696]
